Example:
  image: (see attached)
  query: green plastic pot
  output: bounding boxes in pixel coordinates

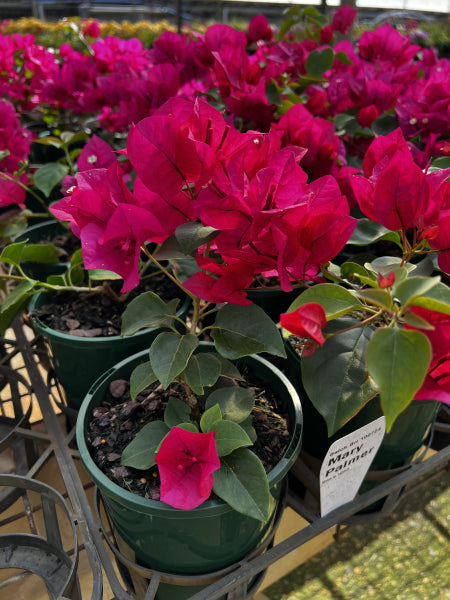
[28,291,191,410]
[284,340,440,470]
[76,345,303,579]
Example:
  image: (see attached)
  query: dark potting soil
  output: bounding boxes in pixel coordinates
[28,273,184,337]
[86,369,292,500]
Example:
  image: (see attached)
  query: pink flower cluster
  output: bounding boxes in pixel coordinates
[51,97,357,299]
[1,9,449,168]
[0,99,33,208]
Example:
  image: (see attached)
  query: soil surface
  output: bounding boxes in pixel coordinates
[86,368,292,500]
[28,272,184,337]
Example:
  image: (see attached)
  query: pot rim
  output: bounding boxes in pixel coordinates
[28,290,191,345]
[76,346,303,518]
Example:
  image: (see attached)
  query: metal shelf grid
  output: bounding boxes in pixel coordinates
[0,316,448,600]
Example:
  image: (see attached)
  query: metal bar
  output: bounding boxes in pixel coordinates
[186,447,450,600]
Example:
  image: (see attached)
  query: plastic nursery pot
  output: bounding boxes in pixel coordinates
[28,291,191,410]
[284,339,440,470]
[76,344,303,576]
[13,219,75,280]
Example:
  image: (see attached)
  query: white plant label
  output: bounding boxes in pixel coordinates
[319,416,386,517]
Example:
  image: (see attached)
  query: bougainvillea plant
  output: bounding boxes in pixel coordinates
[281,129,450,436]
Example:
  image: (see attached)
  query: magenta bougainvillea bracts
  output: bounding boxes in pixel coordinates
[405,307,450,405]
[0,99,33,208]
[280,303,327,347]
[155,427,220,510]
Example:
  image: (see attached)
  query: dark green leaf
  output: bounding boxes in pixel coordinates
[200,404,222,433]
[164,396,191,428]
[184,353,222,395]
[120,420,169,469]
[33,163,69,198]
[205,386,254,423]
[354,288,393,311]
[88,269,121,281]
[366,328,431,432]
[302,320,378,436]
[394,276,441,307]
[212,304,285,359]
[410,281,450,315]
[266,82,282,106]
[213,420,253,456]
[129,361,158,400]
[0,281,37,335]
[287,284,363,321]
[21,243,59,264]
[0,241,27,265]
[348,218,402,247]
[150,332,199,389]
[175,222,219,256]
[121,292,180,336]
[213,448,270,521]
[305,48,334,77]
[240,414,257,443]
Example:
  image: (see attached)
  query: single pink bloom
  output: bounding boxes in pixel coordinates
[156,427,220,510]
[280,303,327,346]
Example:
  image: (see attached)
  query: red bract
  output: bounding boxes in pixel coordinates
[352,130,444,233]
[247,14,273,45]
[156,427,220,510]
[358,23,420,66]
[0,98,32,207]
[77,135,117,171]
[405,307,450,405]
[280,303,327,346]
[331,4,357,34]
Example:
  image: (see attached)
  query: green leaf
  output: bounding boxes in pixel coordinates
[213,420,253,456]
[70,249,84,267]
[266,81,282,106]
[175,222,219,256]
[0,149,10,162]
[176,422,199,433]
[287,284,363,321]
[340,262,371,282]
[394,276,441,307]
[164,396,191,428]
[120,420,169,470]
[215,355,244,380]
[150,332,199,389]
[240,414,257,443]
[121,292,181,336]
[200,404,222,433]
[335,51,353,65]
[348,218,402,247]
[213,448,270,522]
[212,304,285,359]
[205,386,254,423]
[0,281,37,335]
[305,48,334,77]
[403,312,435,330]
[21,243,60,264]
[366,328,432,432]
[33,163,69,197]
[0,241,27,265]
[129,361,158,400]
[88,269,121,281]
[410,281,450,315]
[301,320,378,436]
[184,353,222,395]
[354,288,393,311]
